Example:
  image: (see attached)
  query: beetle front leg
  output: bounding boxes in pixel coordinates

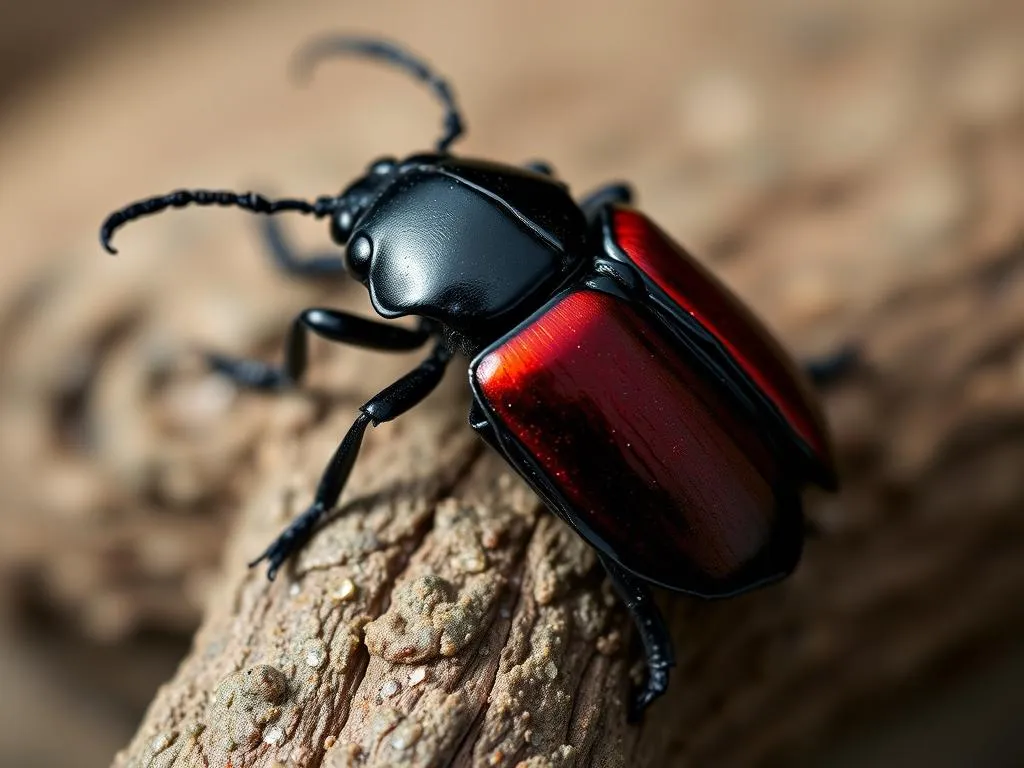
[249,341,452,579]
[207,308,431,391]
[257,216,346,278]
[598,553,675,721]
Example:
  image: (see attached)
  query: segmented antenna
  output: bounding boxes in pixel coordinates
[100,190,338,254]
[293,35,465,153]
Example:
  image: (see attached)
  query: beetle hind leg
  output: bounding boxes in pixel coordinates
[598,553,675,721]
[803,343,860,389]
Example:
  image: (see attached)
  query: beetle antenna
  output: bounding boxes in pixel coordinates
[100,189,339,254]
[292,34,465,153]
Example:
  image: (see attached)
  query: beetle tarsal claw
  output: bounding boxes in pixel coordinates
[247,540,291,582]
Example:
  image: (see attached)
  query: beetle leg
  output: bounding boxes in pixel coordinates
[803,343,860,389]
[522,160,555,176]
[207,308,431,391]
[580,183,634,225]
[258,217,346,278]
[249,341,452,579]
[598,553,675,721]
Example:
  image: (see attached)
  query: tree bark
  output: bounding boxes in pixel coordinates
[110,209,1024,767]
[108,347,648,768]
[0,3,1022,767]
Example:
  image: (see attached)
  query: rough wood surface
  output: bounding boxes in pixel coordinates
[1,1,1023,766]
[112,431,637,767]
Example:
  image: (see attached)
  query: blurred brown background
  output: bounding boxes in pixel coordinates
[1,0,1022,766]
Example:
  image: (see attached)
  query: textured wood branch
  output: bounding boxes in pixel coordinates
[110,376,638,767]
[109,180,1024,767]
[2,2,1023,767]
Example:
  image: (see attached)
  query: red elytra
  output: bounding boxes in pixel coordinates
[472,289,803,595]
[611,207,835,481]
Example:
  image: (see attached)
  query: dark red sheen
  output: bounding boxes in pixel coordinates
[475,289,786,592]
[612,207,834,472]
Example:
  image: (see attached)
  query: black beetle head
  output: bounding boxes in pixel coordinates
[99,36,464,259]
[328,156,398,248]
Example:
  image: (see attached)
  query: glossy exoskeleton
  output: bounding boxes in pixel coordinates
[100,35,849,719]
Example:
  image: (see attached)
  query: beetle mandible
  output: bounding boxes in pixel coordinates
[100,35,851,719]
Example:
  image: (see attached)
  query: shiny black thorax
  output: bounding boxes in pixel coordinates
[343,155,587,353]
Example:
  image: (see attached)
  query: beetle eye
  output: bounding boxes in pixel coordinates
[330,209,354,245]
[346,233,373,280]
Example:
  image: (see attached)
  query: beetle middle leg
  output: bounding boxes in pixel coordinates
[579,183,634,225]
[207,308,431,391]
[258,217,346,278]
[523,160,555,176]
[249,341,452,579]
[598,553,675,721]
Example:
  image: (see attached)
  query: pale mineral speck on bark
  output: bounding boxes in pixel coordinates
[333,578,358,602]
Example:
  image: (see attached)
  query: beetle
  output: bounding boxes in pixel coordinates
[100,35,852,719]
